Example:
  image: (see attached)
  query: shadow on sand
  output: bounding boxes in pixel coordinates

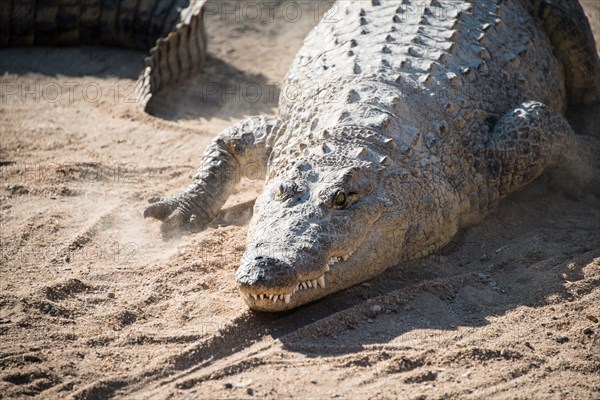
[0,46,278,122]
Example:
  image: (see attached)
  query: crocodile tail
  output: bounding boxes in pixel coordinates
[136,1,207,109]
[0,0,207,109]
[529,0,600,106]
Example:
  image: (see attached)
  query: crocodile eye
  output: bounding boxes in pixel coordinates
[332,191,347,209]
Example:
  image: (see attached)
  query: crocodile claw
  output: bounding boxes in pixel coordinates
[143,197,179,221]
[144,196,209,238]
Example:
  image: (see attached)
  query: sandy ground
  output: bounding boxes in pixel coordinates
[1,1,599,399]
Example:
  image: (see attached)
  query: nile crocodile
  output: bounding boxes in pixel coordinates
[4,1,598,312]
[1,0,208,109]
[144,0,599,311]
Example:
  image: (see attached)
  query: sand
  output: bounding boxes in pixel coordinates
[0,1,598,398]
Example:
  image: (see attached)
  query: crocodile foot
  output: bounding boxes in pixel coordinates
[143,194,210,238]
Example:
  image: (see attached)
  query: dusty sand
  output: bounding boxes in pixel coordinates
[0,1,599,399]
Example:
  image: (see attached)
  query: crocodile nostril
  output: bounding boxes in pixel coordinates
[236,256,297,290]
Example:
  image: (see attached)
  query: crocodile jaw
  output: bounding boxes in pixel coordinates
[238,251,357,312]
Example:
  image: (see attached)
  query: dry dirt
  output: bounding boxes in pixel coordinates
[1,1,599,399]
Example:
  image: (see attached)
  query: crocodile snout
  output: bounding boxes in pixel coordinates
[236,256,298,295]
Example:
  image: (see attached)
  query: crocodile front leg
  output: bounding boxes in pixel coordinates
[461,101,574,228]
[144,116,284,237]
[481,101,574,199]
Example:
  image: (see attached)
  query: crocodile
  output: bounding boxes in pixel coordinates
[142,0,599,311]
[0,0,208,109]
[4,1,597,312]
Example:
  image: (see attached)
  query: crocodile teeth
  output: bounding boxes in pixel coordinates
[326,249,356,266]
[327,256,343,267]
[247,271,330,305]
[317,275,326,288]
[325,264,330,271]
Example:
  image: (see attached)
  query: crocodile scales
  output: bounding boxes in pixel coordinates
[1,0,209,109]
[3,0,597,311]
[143,0,599,311]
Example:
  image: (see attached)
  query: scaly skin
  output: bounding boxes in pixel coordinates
[143,0,595,311]
[4,0,595,311]
[0,0,207,109]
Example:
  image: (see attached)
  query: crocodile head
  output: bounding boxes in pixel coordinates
[236,137,409,311]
